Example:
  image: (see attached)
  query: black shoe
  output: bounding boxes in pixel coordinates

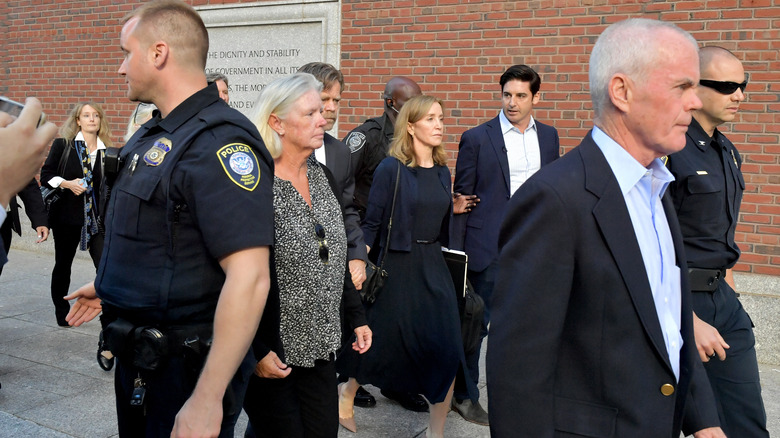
[380,389,429,412]
[354,385,376,408]
[451,398,489,426]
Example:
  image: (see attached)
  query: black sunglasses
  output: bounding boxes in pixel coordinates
[314,223,329,264]
[699,79,747,95]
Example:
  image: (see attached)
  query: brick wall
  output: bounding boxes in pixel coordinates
[339,0,780,275]
[2,0,778,274]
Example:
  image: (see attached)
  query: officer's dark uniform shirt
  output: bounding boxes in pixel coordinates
[343,114,394,216]
[667,117,745,270]
[96,84,274,324]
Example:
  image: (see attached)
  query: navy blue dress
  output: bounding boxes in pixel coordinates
[342,165,464,404]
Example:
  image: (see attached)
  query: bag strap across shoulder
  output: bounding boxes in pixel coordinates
[57,140,73,178]
[379,160,401,268]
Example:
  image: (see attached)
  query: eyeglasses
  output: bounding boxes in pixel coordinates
[314,223,329,264]
[699,79,748,95]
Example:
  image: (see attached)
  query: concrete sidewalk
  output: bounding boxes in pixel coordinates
[0,248,777,437]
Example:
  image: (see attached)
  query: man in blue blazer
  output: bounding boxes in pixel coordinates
[488,19,723,437]
[450,64,560,423]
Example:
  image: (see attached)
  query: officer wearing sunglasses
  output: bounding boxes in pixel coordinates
[667,46,769,437]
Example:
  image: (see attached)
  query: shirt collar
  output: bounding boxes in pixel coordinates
[498,110,536,135]
[75,131,106,150]
[591,126,674,196]
[157,82,221,134]
[686,117,719,152]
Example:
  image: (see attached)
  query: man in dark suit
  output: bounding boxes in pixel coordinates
[298,62,367,290]
[450,64,559,424]
[487,19,725,437]
[0,178,49,276]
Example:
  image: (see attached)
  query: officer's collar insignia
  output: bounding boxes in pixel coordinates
[345,131,367,153]
[698,140,706,146]
[660,155,668,166]
[143,137,172,166]
[217,143,260,191]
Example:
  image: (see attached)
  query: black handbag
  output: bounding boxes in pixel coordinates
[361,161,401,304]
[459,279,485,356]
[40,140,72,211]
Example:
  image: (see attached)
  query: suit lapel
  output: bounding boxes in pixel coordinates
[580,135,674,374]
[536,122,555,166]
[486,117,511,195]
[323,134,340,175]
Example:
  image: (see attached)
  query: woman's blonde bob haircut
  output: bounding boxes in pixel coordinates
[249,73,322,159]
[388,95,447,167]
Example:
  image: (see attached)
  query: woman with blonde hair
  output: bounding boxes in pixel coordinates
[337,95,471,437]
[242,73,371,438]
[41,102,112,326]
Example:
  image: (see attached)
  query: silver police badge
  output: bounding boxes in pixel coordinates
[217,143,260,191]
[144,137,172,166]
[345,132,367,153]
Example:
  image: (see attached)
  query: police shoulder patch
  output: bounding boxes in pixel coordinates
[345,131,367,153]
[217,143,260,191]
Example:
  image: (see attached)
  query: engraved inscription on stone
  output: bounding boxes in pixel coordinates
[205,22,322,114]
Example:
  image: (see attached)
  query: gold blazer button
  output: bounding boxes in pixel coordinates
[660,384,675,396]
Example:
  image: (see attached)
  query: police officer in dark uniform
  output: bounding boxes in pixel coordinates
[344,76,422,221]
[667,46,769,437]
[63,2,273,437]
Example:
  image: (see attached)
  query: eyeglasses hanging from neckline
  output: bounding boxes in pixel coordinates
[314,223,329,264]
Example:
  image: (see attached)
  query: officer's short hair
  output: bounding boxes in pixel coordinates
[499,65,541,96]
[249,73,323,159]
[206,72,229,87]
[123,0,209,70]
[298,62,344,92]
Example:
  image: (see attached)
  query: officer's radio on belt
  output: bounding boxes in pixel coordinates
[103,147,124,186]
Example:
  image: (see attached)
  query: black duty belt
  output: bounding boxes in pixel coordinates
[688,268,726,293]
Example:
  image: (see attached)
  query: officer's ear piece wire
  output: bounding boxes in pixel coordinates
[314,223,329,264]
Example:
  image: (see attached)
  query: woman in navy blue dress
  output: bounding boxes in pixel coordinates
[337,95,469,438]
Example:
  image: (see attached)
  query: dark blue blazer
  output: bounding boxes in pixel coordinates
[487,132,718,437]
[451,116,560,272]
[362,157,451,261]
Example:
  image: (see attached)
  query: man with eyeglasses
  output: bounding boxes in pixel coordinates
[667,46,769,437]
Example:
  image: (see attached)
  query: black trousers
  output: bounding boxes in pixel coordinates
[692,280,769,437]
[243,358,338,438]
[50,224,102,319]
[115,351,253,437]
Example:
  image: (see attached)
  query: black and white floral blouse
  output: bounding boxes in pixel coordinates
[273,155,347,367]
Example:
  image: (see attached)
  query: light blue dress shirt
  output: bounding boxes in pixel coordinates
[592,126,683,381]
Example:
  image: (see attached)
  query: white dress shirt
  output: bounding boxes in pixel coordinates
[499,110,541,196]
